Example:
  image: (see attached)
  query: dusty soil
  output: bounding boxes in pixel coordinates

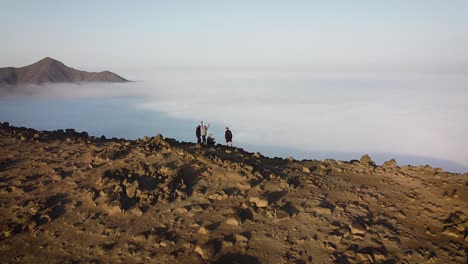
[0,122,467,263]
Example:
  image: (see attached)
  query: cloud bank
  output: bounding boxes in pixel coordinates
[1,70,467,171]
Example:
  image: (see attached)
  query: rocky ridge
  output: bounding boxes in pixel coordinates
[0,122,467,263]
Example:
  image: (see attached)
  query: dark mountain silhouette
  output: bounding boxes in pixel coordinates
[0,57,128,86]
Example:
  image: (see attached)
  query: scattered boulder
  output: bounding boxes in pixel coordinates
[360,154,376,167]
[0,124,465,263]
[382,159,397,168]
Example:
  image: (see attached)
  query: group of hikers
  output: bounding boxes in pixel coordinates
[195,121,233,147]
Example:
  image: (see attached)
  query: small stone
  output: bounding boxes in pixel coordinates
[125,181,139,198]
[190,204,204,212]
[396,210,406,219]
[427,256,438,264]
[195,241,216,260]
[173,207,188,214]
[249,196,269,208]
[323,241,336,251]
[27,221,37,231]
[183,242,192,249]
[442,226,460,238]
[234,233,249,243]
[243,165,254,172]
[221,240,233,248]
[3,229,12,238]
[128,207,143,216]
[104,200,123,215]
[349,221,366,235]
[356,253,372,262]
[302,167,311,173]
[373,252,387,261]
[275,209,290,220]
[226,217,240,226]
[51,174,62,181]
[29,205,40,214]
[132,234,147,242]
[198,227,209,235]
[315,207,332,215]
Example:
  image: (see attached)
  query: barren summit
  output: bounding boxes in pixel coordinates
[0,123,467,263]
[0,57,128,86]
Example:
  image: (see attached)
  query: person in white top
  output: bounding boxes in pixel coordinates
[201,121,210,144]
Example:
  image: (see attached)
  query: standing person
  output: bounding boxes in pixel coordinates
[195,125,201,144]
[225,127,233,147]
[201,121,210,144]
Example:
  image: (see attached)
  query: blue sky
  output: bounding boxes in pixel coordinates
[1,1,467,73]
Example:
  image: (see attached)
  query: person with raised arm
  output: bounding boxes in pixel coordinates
[201,121,210,144]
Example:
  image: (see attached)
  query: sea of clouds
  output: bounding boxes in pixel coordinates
[1,70,467,172]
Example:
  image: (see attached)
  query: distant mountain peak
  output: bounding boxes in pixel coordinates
[0,58,128,86]
[39,57,57,62]
[34,57,61,65]
[32,57,65,71]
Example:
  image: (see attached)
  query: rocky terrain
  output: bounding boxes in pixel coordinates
[0,57,127,86]
[0,122,467,263]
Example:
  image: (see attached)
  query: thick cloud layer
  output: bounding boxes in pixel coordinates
[1,70,467,171]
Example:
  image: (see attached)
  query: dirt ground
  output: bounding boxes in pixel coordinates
[0,123,467,263]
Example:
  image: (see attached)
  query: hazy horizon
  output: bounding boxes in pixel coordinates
[1,1,468,75]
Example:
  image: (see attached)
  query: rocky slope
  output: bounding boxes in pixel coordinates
[0,122,467,263]
[0,57,128,86]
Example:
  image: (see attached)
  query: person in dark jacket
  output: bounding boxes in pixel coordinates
[225,127,233,147]
[207,134,216,146]
[196,125,201,144]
